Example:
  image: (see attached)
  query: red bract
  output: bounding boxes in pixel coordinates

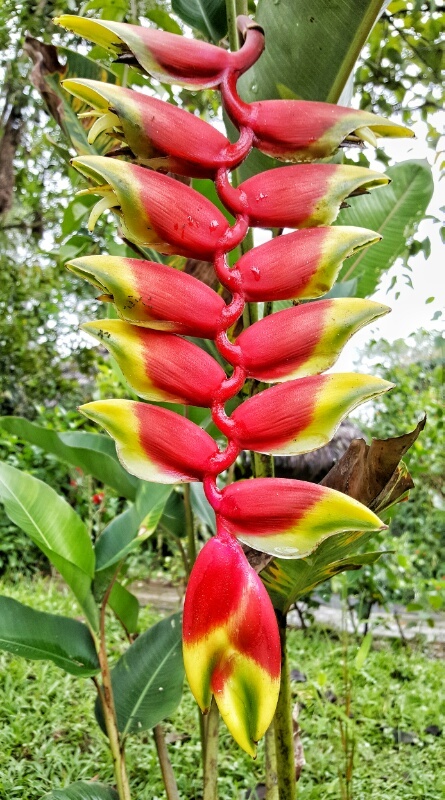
[218,164,389,228]
[236,298,389,381]
[236,226,381,301]
[79,400,219,483]
[72,156,231,259]
[63,79,253,178]
[222,85,414,161]
[83,320,226,406]
[219,478,385,557]
[183,533,280,756]
[230,374,392,455]
[67,256,225,338]
[55,15,264,88]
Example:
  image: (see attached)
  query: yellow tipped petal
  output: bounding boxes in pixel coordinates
[87,112,121,144]
[355,126,379,148]
[87,194,120,231]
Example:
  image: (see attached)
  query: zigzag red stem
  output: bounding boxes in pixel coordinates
[202,130,257,520]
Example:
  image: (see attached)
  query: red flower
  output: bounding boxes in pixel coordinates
[92,492,105,505]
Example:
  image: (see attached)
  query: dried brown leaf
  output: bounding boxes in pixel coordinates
[321,417,426,513]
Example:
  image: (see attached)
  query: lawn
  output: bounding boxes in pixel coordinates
[0,577,443,800]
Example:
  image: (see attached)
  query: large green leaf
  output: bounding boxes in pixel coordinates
[0,597,99,677]
[95,483,172,571]
[95,613,184,736]
[242,0,387,103]
[262,530,384,613]
[233,0,388,179]
[172,0,227,42]
[0,417,138,500]
[0,462,96,626]
[190,483,216,534]
[336,160,434,296]
[42,783,118,800]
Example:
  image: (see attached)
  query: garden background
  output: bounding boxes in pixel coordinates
[0,1,443,798]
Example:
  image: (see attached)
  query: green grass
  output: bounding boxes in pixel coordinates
[0,577,444,800]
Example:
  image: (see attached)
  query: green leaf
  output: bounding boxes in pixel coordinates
[0,462,97,626]
[108,582,139,634]
[0,596,99,677]
[240,0,387,103]
[145,9,183,35]
[42,783,118,800]
[322,278,358,299]
[262,529,385,613]
[0,417,139,500]
[95,483,172,571]
[336,160,434,296]
[95,613,184,736]
[190,483,216,533]
[171,0,227,42]
[234,0,389,178]
[354,631,373,670]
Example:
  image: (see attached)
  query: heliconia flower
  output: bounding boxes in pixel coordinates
[219,164,389,228]
[183,533,280,756]
[236,226,381,302]
[62,78,252,178]
[218,478,386,558]
[236,299,390,382]
[71,156,229,259]
[82,319,226,406]
[79,400,219,483]
[55,15,265,89]
[231,373,392,455]
[67,255,225,338]
[222,92,413,162]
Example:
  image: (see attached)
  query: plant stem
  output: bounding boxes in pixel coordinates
[184,483,196,572]
[274,611,296,800]
[203,698,220,800]
[153,724,180,800]
[265,724,279,800]
[97,578,132,800]
[226,0,241,53]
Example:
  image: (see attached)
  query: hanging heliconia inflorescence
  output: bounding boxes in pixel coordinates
[56,14,412,757]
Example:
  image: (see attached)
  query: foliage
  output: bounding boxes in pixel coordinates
[357,1,443,149]
[0,1,441,798]
[342,329,445,616]
[1,577,444,800]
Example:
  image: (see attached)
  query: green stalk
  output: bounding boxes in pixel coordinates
[226,0,248,52]
[203,698,220,800]
[96,577,132,800]
[265,725,279,800]
[274,611,296,800]
[153,725,180,800]
[226,0,239,52]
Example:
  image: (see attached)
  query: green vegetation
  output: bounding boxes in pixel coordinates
[0,1,443,797]
[0,578,443,800]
